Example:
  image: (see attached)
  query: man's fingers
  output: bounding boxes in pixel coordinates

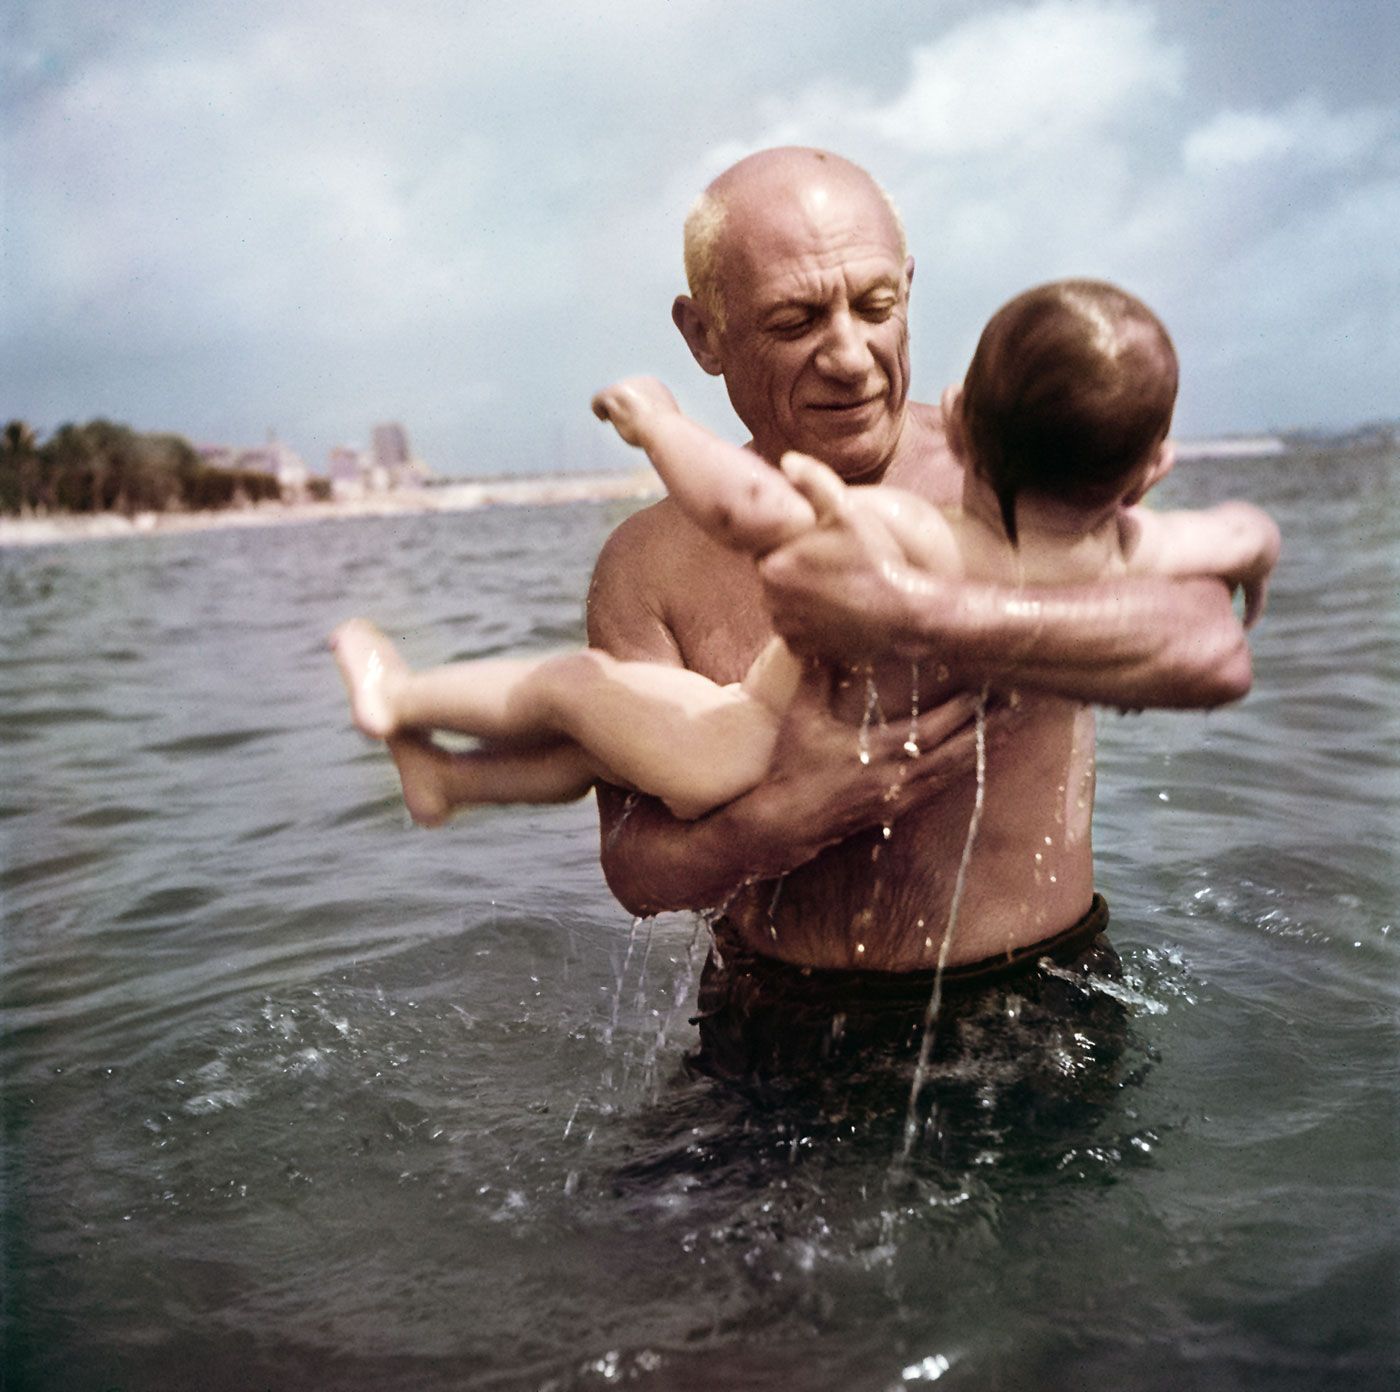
[786,656,838,713]
[906,691,981,746]
[779,451,849,525]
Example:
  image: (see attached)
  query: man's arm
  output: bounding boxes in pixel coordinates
[758,502,1257,709]
[586,507,993,916]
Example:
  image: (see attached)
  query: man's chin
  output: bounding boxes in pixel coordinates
[800,424,898,483]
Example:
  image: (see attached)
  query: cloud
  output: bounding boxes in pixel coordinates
[857,0,1180,155]
[2,0,1396,462]
[1183,99,1391,174]
[673,0,1397,434]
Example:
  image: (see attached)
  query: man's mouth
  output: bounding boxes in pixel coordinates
[805,395,884,428]
[807,395,882,415]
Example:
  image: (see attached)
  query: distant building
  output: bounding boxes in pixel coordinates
[371,421,430,490]
[327,445,374,500]
[263,436,309,499]
[197,434,309,501]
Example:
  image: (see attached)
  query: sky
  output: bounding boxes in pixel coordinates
[3,0,1396,476]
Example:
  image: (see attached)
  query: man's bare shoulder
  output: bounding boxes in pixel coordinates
[590,496,728,589]
[587,499,685,657]
[589,497,770,677]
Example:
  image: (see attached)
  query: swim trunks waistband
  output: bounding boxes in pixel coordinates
[705,893,1110,1013]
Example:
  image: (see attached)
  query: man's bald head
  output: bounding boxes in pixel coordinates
[683,148,907,332]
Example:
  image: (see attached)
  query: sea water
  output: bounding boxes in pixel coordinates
[2,442,1397,1390]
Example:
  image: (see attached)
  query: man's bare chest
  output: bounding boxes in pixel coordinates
[663,550,773,687]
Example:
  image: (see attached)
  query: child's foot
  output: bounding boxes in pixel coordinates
[330,619,408,739]
[387,733,455,827]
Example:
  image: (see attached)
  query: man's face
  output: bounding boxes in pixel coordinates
[710,179,912,482]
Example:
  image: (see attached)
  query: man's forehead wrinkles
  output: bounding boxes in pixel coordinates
[753,255,902,309]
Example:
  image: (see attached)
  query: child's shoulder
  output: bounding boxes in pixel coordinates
[854,484,967,576]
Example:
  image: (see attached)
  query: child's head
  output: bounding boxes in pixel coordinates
[950,279,1178,543]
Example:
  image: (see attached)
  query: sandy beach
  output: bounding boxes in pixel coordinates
[0,470,661,549]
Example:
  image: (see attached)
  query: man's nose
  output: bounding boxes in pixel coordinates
[814,311,873,383]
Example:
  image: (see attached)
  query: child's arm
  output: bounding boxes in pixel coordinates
[1123,502,1282,627]
[592,377,817,555]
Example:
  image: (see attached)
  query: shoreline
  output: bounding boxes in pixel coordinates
[0,470,662,550]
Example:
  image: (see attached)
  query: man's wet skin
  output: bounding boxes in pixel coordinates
[588,148,1095,971]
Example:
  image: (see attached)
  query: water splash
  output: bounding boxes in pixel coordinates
[604,915,647,1047]
[898,685,989,1166]
[641,919,708,1095]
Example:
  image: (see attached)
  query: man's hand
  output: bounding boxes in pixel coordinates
[759,495,919,663]
[596,659,1021,917]
[756,661,1015,843]
[591,376,680,449]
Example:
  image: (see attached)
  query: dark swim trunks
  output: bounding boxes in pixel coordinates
[686,894,1123,1095]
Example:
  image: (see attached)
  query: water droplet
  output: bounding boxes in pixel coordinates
[902,1351,952,1381]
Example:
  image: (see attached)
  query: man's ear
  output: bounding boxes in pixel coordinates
[905,254,915,292]
[672,296,724,377]
[940,383,967,461]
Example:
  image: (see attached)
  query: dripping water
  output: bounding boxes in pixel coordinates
[766,875,786,941]
[897,685,990,1167]
[857,668,883,765]
[604,791,642,849]
[604,915,647,1047]
[904,660,921,757]
[642,919,708,1095]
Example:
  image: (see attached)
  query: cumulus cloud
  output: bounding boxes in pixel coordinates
[1183,99,1391,174]
[678,0,1398,434]
[2,0,1395,464]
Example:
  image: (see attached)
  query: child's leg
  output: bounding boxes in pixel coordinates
[526,650,783,820]
[332,618,586,744]
[335,621,781,819]
[388,734,596,827]
[645,413,819,555]
[593,379,819,555]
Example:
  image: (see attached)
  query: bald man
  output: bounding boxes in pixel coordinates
[585,148,1258,1080]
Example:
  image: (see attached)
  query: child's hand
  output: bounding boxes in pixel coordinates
[1217,503,1281,629]
[1238,555,1274,628]
[591,377,680,447]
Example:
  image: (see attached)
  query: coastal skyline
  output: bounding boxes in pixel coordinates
[3,0,1396,477]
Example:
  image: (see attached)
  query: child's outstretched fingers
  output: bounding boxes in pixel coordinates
[779,451,850,525]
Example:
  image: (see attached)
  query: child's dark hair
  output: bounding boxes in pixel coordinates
[959,279,1178,544]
